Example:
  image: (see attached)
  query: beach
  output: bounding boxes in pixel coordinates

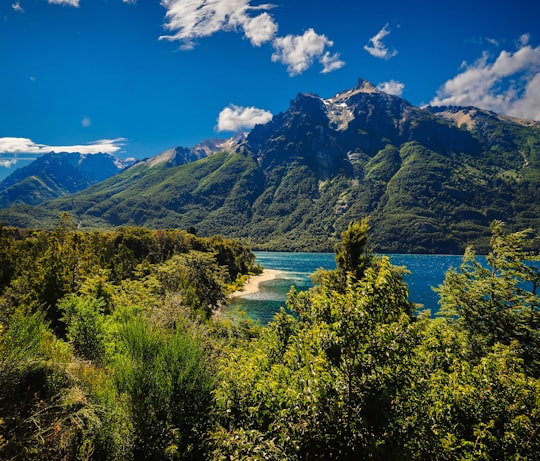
[230,269,284,298]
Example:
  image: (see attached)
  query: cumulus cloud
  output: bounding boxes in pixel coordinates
[48,0,80,6]
[0,137,126,155]
[364,23,398,60]
[431,39,540,121]
[159,0,343,75]
[377,80,405,96]
[272,29,344,76]
[217,104,272,132]
[242,12,278,47]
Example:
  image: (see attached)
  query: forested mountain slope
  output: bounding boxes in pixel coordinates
[0,152,133,207]
[1,79,539,253]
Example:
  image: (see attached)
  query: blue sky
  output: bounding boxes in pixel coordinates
[1,0,539,178]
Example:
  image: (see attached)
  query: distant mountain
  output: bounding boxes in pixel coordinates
[1,79,539,253]
[0,152,135,208]
[0,135,248,209]
[139,133,247,168]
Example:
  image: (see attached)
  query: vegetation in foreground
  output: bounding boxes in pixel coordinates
[0,216,539,459]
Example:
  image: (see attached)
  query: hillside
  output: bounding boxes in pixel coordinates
[1,79,539,253]
[0,152,133,207]
[0,136,246,209]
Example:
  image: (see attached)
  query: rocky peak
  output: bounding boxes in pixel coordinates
[327,78,380,104]
[355,78,378,92]
[427,105,540,130]
[244,77,485,173]
[288,92,326,117]
[144,134,246,169]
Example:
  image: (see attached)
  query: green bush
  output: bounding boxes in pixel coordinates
[113,316,215,460]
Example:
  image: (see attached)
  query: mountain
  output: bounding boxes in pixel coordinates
[0,135,246,209]
[1,79,539,253]
[0,152,135,208]
[139,134,247,169]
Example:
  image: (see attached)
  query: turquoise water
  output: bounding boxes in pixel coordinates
[231,252,465,324]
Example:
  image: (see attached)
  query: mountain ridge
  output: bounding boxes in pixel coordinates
[1,79,539,253]
[0,152,135,208]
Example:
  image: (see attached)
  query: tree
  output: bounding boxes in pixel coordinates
[392,318,540,460]
[437,220,540,375]
[0,225,16,291]
[212,221,416,459]
[335,218,372,281]
[60,295,107,364]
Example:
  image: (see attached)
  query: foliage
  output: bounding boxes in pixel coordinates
[0,309,111,460]
[0,221,257,460]
[60,295,107,364]
[437,220,540,375]
[211,222,414,459]
[112,316,214,460]
[211,221,540,459]
[393,319,540,460]
[0,222,257,325]
[1,220,539,459]
[333,218,372,282]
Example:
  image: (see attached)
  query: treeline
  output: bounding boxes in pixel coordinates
[1,218,539,459]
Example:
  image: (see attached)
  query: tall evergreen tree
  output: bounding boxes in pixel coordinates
[437,220,540,375]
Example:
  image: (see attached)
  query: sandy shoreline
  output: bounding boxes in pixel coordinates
[230,269,284,298]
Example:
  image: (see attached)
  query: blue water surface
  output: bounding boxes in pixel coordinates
[231,252,465,324]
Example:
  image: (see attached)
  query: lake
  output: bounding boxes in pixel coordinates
[230,252,465,324]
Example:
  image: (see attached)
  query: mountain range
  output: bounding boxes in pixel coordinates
[0,152,134,208]
[1,79,539,253]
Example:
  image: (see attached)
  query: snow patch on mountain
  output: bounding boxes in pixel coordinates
[322,99,354,131]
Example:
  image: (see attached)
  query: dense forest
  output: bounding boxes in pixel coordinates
[1,216,539,459]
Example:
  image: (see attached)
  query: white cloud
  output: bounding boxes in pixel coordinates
[0,137,126,155]
[242,12,278,47]
[159,1,343,75]
[48,0,80,6]
[364,23,398,60]
[217,104,272,132]
[11,2,24,13]
[0,158,26,168]
[320,51,345,74]
[485,37,500,47]
[272,28,342,76]
[159,0,277,49]
[508,73,540,121]
[431,40,540,121]
[377,80,405,96]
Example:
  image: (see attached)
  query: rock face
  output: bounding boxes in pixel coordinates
[245,79,482,178]
[1,79,539,253]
